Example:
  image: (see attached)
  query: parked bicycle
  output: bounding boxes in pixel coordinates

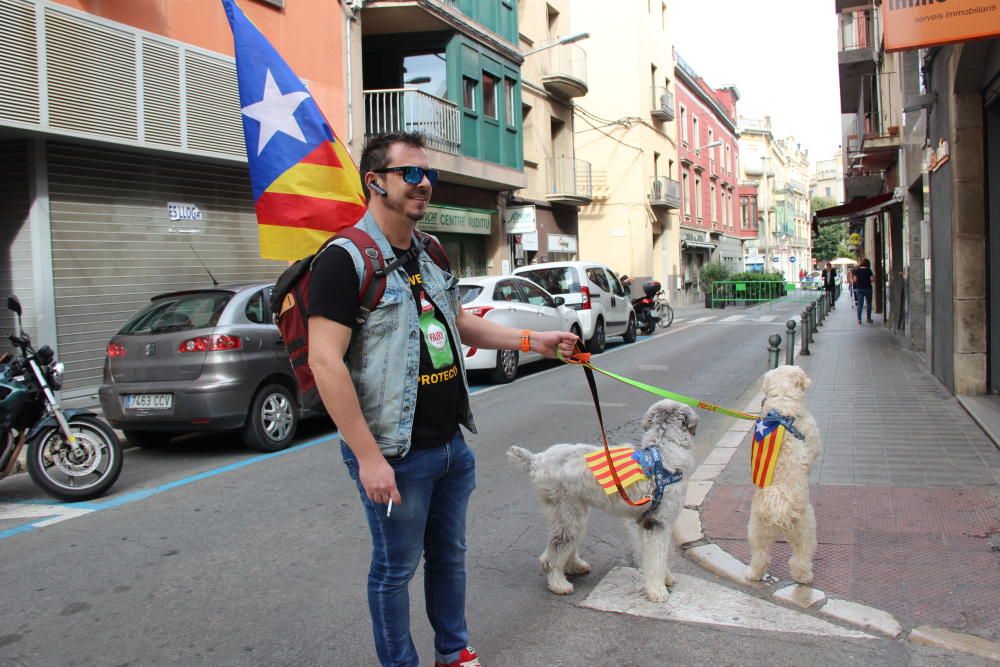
[653,290,674,328]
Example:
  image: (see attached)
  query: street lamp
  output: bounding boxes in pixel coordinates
[694,140,723,152]
[521,31,590,57]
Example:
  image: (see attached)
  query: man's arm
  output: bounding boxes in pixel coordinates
[455,307,579,359]
[308,316,400,507]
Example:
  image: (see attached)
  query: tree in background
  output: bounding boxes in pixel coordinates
[810,196,846,261]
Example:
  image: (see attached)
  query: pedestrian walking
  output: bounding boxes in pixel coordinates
[821,261,838,309]
[853,258,874,324]
[307,131,577,667]
[846,266,856,305]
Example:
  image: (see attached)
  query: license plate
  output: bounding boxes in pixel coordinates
[126,393,173,410]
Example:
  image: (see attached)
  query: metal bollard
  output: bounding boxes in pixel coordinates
[807,304,816,342]
[785,320,797,365]
[799,311,811,355]
[768,333,782,370]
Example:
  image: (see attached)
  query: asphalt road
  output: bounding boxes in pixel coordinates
[0,301,975,666]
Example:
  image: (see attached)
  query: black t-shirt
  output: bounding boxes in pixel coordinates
[853,267,873,290]
[822,268,837,289]
[307,244,462,450]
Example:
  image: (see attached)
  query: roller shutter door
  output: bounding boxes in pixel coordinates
[47,142,287,396]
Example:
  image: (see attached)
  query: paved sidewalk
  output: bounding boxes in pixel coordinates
[700,293,1000,643]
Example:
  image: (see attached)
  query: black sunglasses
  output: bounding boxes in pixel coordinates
[373,166,439,186]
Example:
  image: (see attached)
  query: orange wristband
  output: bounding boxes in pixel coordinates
[520,330,531,353]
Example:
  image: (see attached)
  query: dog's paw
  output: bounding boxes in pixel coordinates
[641,585,669,603]
[790,563,814,585]
[565,558,591,576]
[664,572,677,588]
[546,579,575,595]
[745,566,765,582]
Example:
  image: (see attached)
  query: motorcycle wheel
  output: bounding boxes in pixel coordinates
[27,415,123,502]
[640,316,656,336]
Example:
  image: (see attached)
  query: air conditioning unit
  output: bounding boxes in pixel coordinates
[659,94,671,114]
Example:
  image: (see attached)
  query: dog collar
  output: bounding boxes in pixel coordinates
[758,409,805,441]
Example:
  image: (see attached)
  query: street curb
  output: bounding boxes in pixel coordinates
[675,391,1000,659]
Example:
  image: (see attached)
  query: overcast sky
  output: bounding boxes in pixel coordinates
[671,0,843,165]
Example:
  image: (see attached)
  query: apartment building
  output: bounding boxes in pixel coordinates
[819,0,1000,399]
[570,0,680,301]
[739,117,812,281]
[0,0,345,397]
[506,0,589,268]
[354,0,525,277]
[811,149,844,204]
[674,53,742,305]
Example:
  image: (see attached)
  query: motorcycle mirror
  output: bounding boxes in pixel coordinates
[6,295,21,317]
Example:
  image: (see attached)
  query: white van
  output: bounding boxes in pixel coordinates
[513,261,636,353]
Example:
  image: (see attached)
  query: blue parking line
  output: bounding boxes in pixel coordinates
[0,431,340,539]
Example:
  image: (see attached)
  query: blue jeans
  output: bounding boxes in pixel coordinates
[341,432,476,667]
[855,287,873,321]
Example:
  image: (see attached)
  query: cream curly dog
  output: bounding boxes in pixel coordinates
[745,365,821,584]
[508,399,697,603]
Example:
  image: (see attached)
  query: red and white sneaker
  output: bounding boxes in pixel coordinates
[435,646,481,667]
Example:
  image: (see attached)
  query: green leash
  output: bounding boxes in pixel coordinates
[559,350,757,421]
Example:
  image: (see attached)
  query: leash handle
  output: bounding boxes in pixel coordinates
[573,344,650,508]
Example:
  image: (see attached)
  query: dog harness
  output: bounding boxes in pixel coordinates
[750,410,804,488]
[585,447,682,512]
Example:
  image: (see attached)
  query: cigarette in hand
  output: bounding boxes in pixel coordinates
[387,499,393,518]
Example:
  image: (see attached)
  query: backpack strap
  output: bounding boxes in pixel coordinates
[414,229,452,274]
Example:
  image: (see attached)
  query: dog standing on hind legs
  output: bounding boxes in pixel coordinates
[508,399,697,603]
[745,365,821,585]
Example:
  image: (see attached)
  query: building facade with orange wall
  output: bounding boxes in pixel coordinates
[0,0,352,398]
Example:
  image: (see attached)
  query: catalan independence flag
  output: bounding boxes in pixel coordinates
[222,0,367,261]
[750,418,786,488]
[585,447,648,495]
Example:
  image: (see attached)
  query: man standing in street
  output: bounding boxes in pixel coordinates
[821,261,838,309]
[307,132,578,667]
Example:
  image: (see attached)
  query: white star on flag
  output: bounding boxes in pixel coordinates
[755,420,767,436]
[241,69,311,155]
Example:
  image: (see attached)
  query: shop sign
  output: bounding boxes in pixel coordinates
[167,202,202,221]
[503,205,536,234]
[548,234,578,253]
[884,0,1000,52]
[420,204,493,235]
[522,231,538,251]
[848,232,862,246]
[747,246,759,256]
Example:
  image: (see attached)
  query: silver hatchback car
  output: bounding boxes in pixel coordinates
[99,283,305,452]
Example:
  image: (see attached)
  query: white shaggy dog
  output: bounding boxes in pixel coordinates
[745,365,821,584]
[508,399,697,603]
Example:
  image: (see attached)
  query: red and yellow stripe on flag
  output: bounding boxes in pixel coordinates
[256,140,367,261]
[750,422,786,488]
[585,447,648,495]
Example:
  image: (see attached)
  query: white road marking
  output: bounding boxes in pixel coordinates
[582,567,874,639]
[720,315,746,322]
[757,315,777,322]
[0,502,93,528]
[688,316,716,323]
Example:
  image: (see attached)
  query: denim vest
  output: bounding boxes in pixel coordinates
[332,212,477,457]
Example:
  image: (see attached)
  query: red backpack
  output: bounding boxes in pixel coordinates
[269,227,451,410]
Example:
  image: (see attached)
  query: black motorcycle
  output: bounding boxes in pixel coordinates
[0,296,122,502]
[632,281,664,336]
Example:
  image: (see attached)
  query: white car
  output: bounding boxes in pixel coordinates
[513,261,636,353]
[459,275,582,383]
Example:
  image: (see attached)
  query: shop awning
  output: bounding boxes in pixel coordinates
[812,192,897,225]
[682,239,716,250]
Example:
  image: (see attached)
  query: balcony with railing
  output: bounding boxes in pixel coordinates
[650,87,675,121]
[545,157,592,206]
[541,44,588,98]
[364,88,461,155]
[838,8,878,112]
[649,176,680,209]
